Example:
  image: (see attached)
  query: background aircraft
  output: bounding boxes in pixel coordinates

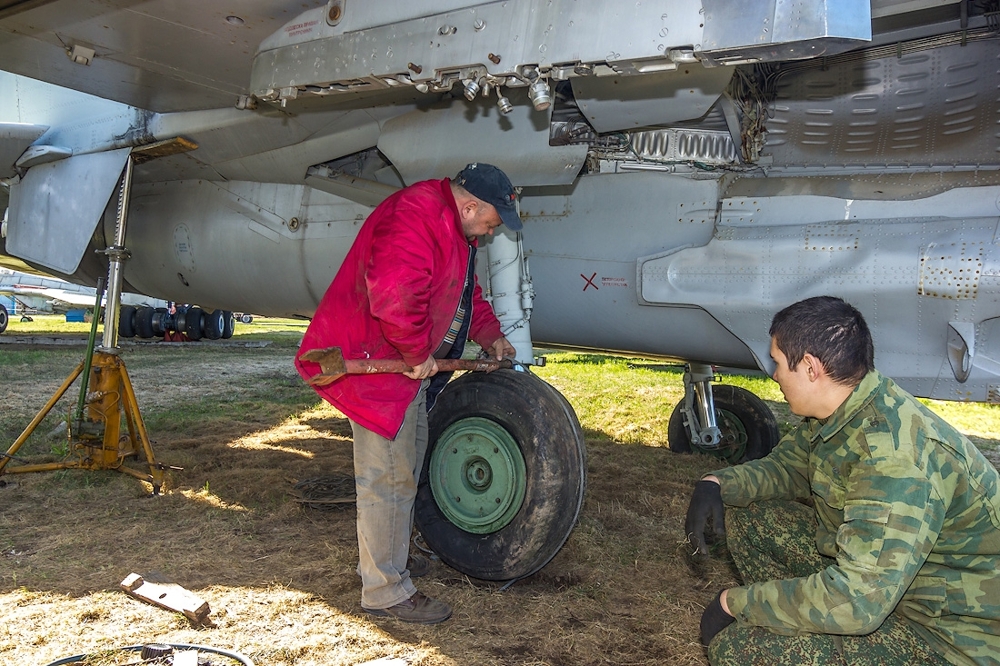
[2,0,999,579]
[0,267,240,340]
[0,267,172,332]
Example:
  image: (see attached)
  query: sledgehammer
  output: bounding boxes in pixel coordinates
[300,346,514,386]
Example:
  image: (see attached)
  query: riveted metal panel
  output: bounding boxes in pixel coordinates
[639,185,1000,400]
[918,242,983,299]
[763,39,1000,167]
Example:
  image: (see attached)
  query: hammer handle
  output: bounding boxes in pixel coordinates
[344,358,509,374]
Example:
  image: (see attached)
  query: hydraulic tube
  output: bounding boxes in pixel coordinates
[482,230,534,363]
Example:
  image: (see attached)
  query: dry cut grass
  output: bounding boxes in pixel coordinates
[1,320,997,665]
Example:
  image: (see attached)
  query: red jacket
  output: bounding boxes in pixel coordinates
[295,178,504,439]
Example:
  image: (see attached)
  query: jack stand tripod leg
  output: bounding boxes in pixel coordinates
[118,363,164,493]
[1,362,85,475]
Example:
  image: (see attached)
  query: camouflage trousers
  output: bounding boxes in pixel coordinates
[708,499,951,666]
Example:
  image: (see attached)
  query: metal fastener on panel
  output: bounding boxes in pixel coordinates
[463,78,481,101]
[327,0,344,26]
[497,95,513,115]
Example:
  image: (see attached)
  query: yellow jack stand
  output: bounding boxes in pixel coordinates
[0,150,184,494]
[0,351,165,493]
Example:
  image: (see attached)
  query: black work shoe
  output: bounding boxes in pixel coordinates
[364,591,453,624]
[407,553,430,578]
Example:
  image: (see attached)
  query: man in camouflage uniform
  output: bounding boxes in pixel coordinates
[685,296,1000,665]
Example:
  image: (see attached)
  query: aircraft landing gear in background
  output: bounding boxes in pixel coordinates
[118,304,237,341]
[668,363,778,464]
[416,368,587,582]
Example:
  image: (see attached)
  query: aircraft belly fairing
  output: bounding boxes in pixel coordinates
[119,180,375,316]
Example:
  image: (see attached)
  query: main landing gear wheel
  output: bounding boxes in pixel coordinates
[416,369,587,582]
[184,306,203,340]
[118,304,136,338]
[203,308,225,340]
[0,304,8,334]
[221,310,236,339]
[668,384,778,464]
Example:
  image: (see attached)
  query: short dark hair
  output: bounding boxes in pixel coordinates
[769,296,874,386]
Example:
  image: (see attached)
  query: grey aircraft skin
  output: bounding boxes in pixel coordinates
[2,0,999,577]
[2,0,998,401]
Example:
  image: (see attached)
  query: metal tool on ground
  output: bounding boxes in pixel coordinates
[300,345,514,385]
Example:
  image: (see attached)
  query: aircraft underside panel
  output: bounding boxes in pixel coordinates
[119,180,369,316]
[251,0,870,107]
[377,89,588,187]
[517,171,760,369]
[761,37,1000,167]
[639,185,1000,402]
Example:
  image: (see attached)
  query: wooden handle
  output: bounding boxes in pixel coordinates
[342,358,510,374]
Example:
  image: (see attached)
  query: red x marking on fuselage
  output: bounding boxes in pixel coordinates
[581,272,598,291]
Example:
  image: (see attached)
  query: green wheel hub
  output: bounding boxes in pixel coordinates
[695,408,749,463]
[429,417,527,534]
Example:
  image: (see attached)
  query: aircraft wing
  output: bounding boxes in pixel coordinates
[0,1,326,114]
[0,285,76,313]
[0,269,167,313]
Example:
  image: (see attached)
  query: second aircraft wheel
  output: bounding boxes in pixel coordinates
[668,384,778,463]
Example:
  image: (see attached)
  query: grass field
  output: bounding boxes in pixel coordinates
[1,315,998,665]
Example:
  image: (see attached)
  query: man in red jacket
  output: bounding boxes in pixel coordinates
[296,163,518,624]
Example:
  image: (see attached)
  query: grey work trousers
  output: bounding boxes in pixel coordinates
[351,381,429,610]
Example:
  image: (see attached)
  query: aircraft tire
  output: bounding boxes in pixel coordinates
[221,311,236,339]
[667,384,778,463]
[416,369,586,581]
[135,307,155,338]
[184,306,204,341]
[203,309,225,340]
[118,305,136,338]
[239,313,253,324]
[0,304,8,334]
[151,308,170,336]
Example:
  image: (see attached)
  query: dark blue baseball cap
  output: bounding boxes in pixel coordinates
[454,163,522,231]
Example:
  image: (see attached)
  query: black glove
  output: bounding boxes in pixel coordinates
[684,479,725,555]
[700,590,736,646]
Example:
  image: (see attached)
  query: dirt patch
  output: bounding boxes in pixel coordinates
[1,339,736,665]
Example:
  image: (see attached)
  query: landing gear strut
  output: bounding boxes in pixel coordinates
[668,363,778,463]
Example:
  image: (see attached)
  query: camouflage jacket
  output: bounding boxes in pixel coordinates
[714,371,1000,666]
